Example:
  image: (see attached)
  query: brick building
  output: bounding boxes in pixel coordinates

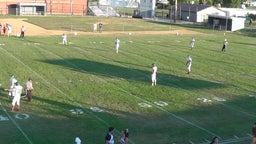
[0,0,87,15]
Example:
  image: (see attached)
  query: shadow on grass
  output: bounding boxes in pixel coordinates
[235,28,256,37]
[40,58,225,89]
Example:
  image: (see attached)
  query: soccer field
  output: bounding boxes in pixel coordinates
[0,16,255,144]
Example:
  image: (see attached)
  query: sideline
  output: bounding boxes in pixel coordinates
[1,18,201,36]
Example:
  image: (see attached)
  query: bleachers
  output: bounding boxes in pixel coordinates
[99,6,120,17]
[88,6,108,16]
[88,5,120,17]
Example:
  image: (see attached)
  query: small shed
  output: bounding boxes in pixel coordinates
[8,3,46,16]
[175,4,225,22]
[208,15,245,31]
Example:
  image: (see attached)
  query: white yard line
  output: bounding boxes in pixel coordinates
[32,42,220,140]
[0,46,123,143]
[0,102,33,144]
[55,43,220,137]
[28,44,136,144]
[2,41,252,143]
[80,41,256,143]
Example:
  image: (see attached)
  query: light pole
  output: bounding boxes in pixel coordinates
[70,0,73,15]
[174,0,177,23]
[188,6,190,21]
[225,16,228,31]
[50,0,52,15]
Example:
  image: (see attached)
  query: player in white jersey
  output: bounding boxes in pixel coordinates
[9,74,17,97]
[151,63,158,86]
[93,23,97,32]
[62,33,67,45]
[105,127,115,144]
[115,37,120,54]
[186,55,192,74]
[5,82,23,111]
[190,37,195,50]
[222,39,228,52]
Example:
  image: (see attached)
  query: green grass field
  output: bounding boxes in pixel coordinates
[0,16,255,144]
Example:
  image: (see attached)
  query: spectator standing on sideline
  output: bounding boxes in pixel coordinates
[3,24,7,36]
[115,37,120,53]
[0,23,2,36]
[62,33,67,46]
[105,127,115,144]
[190,37,195,50]
[186,55,192,74]
[20,25,25,38]
[7,24,12,37]
[93,23,97,32]
[5,82,23,111]
[252,123,256,144]
[221,39,228,52]
[99,22,103,33]
[151,63,157,86]
[9,74,17,97]
[119,129,129,144]
[25,78,33,102]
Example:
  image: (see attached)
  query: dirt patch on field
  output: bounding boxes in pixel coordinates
[1,18,201,36]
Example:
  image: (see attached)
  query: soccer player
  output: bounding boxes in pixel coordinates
[5,82,23,111]
[9,74,17,97]
[99,23,103,33]
[93,23,97,32]
[62,33,67,46]
[186,55,192,74]
[252,123,256,144]
[151,63,157,86]
[222,39,228,52]
[75,137,81,144]
[105,127,114,144]
[210,136,219,144]
[119,129,129,144]
[20,25,25,38]
[190,37,195,50]
[7,24,12,37]
[115,37,120,53]
[25,78,33,102]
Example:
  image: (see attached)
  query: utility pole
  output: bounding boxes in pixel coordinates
[50,0,52,15]
[174,0,177,23]
[70,0,73,15]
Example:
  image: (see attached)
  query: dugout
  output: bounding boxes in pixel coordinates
[208,15,245,31]
[8,3,46,16]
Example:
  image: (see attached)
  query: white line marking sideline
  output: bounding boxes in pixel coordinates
[0,102,33,144]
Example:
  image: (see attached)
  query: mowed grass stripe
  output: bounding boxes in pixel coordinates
[34,33,256,142]
[0,16,255,143]
[0,34,252,143]
[0,40,140,143]
[24,35,225,142]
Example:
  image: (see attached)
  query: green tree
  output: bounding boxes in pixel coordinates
[222,0,241,7]
[199,0,213,4]
[230,0,241,7]
[173,0,199,4]
[212,0,223,4]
